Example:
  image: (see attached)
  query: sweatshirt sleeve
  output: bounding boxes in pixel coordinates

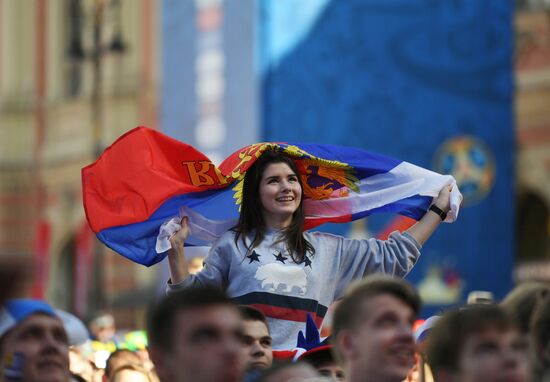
[333,230,421,299]
[166,240,230,295]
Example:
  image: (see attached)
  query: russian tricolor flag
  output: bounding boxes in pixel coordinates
[82,127,461,266]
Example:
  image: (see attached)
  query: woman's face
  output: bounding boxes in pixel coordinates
[258,162,302,229]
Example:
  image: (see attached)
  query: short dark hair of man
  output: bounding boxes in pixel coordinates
[238,306,269,326]
[300,348,334,370]
[147,286,235,351]
[104,349,141,379]
[255,360,317,382]
[501,281,550,334]
[331,276,421,362]
[425,305,517,375]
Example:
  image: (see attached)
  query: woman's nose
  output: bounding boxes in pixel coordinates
[280,180,291,190]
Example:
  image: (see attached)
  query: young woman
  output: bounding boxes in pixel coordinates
[166,149,451,350]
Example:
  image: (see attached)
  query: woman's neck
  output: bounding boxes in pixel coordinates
[264,216,292,230]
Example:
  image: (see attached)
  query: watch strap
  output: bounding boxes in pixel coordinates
[429,204,447,221]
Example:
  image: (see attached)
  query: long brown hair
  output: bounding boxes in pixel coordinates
[233,149,315,263]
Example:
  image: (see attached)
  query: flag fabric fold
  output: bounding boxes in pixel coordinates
[82,126,462,266]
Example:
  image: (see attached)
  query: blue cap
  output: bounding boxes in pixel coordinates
[0,299,89,345]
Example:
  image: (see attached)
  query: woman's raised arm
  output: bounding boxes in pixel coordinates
[167,217,190,284]
[406,185,452,246]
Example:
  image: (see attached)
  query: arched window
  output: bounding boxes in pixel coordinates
[517,191,550,261]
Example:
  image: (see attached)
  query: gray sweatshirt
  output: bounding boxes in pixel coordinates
[168,228,421,350]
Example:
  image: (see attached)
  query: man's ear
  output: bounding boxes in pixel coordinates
[432,368,459,382]
[148,347,169,380]
[337,329,356,360]
[539,342,550,365]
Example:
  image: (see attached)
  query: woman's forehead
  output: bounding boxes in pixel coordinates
[262,162,296,177]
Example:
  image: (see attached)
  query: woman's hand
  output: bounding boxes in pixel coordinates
[433,184,452,213]
[167,217,190,284]
[169,216,190,250]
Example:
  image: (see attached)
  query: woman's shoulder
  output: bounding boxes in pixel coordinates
[204,230,243,261]
[302,231,348,260]
[212,229,239,247]
[303,230,345,243]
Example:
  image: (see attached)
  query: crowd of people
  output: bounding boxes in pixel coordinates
[0,148,547,381]
[1,278,550,382]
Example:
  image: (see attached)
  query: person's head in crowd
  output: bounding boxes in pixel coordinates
[147,286,245,382]
[103,349,140,382]
[0,299,71,382]
[466,290,495,305]
[117,331,156,376]
[294,314,344,381]
[69,347,95,382]
[332,276,421,382]
[403,316,439,382]
[426,305,529,382]
[530,293,550,381]
[89,314,116,344]
[500,281,550,334]
[256,360,319,382]
[110,364,153,382]
[299,345,344,381]
[238,306,273,371]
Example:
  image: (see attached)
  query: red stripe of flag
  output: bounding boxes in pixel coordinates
[250,304,324,327]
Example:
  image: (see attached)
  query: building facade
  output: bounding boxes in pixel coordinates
[0,0,159,327]
[515,2,550,279]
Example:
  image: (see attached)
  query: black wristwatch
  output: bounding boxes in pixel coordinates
[429,204,447,221]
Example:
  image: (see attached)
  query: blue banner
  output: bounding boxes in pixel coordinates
[260,0,515,312]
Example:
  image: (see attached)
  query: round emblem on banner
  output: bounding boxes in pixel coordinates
[433,135,495,206]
